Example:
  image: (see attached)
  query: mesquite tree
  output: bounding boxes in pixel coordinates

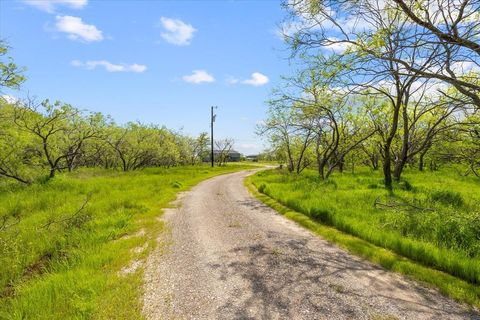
[0,98,221,183]
[280,0,479,187]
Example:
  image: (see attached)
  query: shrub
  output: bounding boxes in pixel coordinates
[430,190,464,207]
[258,183,267,194]
[170,181,182,188]
[398,180,414,191]
[309,207,334,225]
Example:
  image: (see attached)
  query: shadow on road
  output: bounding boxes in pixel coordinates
[209,201,480,319]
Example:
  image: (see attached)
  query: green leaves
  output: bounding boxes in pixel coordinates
[0,41,25,91]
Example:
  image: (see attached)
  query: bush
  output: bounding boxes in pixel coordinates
[170,181,183,188]
[398,180,414,191]
[309,207,334,225]
[258,183,267,194]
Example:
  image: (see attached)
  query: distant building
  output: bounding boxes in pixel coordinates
[227,150,241,162]
[205,150,242,162]
[245,155,258,162]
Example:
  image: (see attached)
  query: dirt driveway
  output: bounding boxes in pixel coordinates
[143,169,479,320]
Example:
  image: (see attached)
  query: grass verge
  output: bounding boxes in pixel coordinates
[245,173,480,310]
[0,164,253,320]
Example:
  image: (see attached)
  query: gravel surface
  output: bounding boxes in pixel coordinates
[143,169,479,320]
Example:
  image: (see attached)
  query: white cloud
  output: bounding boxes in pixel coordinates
[159,17,196,46]
[182,70,215,84]
[408,79,448,100]
[324,37,353,53]
[372,78,448,100]
[340,14,375,33]
[1,95,18,104]
[71,60,147,73]
[241,72,269,86]
[23,0,87,12]
[451,60,480,74]
[237,143,262,154]
[286,0,377,40]
[55,15,103,42]
[226,76,239,85]
[276,21,303,40]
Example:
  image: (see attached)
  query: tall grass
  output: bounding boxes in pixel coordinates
[250,168,480,286]
[0,164,252,319]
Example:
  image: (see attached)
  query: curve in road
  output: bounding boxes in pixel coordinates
[143,169,479,320]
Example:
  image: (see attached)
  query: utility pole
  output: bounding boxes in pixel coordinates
[211,106,217,167]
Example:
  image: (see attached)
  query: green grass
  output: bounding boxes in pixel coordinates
[247,167,480,308]
[0,164,253,319]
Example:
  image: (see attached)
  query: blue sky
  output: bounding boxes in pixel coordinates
[0,0,291,154]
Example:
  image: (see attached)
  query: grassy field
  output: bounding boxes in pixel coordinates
[0,164,252,320]
[248,167,480,306]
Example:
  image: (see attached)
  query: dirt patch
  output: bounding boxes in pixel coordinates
[120,260,143,275]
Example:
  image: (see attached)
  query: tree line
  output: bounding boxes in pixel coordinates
[0,41,221,184]
[0,97,212,183]
[259,0,480,189]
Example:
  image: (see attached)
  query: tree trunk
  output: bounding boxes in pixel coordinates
[295,132,311,174]
[393,157,406,181]
[418,153,425,171]
[67,155,76,172]
[287,162,294,172]
[315,136,326,180]
[49,167,56,178]
[318,160,326,180]
[371,154,379,170]
[383,152,393,190]
[393,104,409,181]
[338,157,344,173]
[383,93,402,190]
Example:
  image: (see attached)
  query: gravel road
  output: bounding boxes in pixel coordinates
[143,169,479,320]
